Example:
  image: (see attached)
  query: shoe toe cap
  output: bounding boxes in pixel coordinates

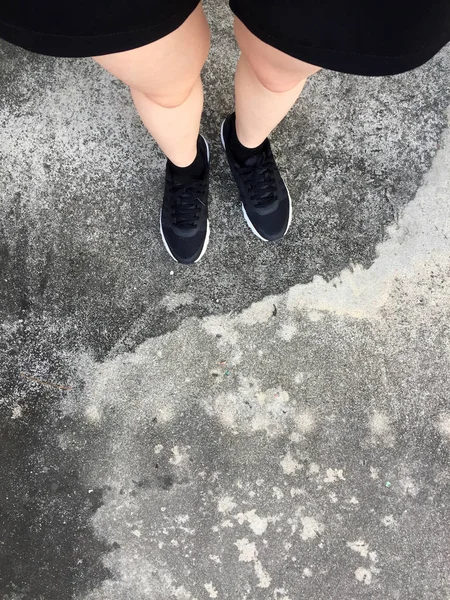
[162,226,208,264]
[249,194,291,241]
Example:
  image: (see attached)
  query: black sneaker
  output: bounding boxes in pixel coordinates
[221,113,292,241]
[160,135,210,264]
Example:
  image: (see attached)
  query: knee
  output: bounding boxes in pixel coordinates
[243,49,321,94]
[143,84,196,109]
[234,17,321,93]
[135,38,209,108]
[249,59,308,93]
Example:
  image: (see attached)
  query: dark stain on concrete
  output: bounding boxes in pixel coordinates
[0,321,113,599]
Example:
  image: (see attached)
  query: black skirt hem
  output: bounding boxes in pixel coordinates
[230,1,450,76]
[0,1,200,57]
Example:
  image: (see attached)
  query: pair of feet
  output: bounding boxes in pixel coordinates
[160,113,292,264]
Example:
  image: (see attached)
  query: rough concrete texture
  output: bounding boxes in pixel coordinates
[1,1,450,598]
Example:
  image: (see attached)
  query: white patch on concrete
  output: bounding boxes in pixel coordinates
[157,405,174,423]
[154,444,163,454]
[347,540,370,558]
[303,568,313,578]
[381,515,396,527]
[308,463,320,475]
[209,555,221,564]
[11,405,23,419]
[369,411,395,445]
[294,410,315,434]
[169,446,185,466]
[300,517,324,541]
[278,323,298,341]
[212,384,310,438]
[160,292,194,311]
[400,477,420,497]
[221,520,234,528]
[214,398,238,429]
[280,452,302,475]
[355,567,372,585]
[84,405,102,424]
[323,468,346,483]
[369,411,391,435]
[218,497,237,514]
[204,582,218,598]
[254,559,272,589]
[274,588,292,599]
[273,487,284,500]
[437,413,450,441]
[175,515,189,525]
[370,467,379,480]
[172,584,193,599]
[234,538,271,589]
[235,538,257,562]
[234,510,268,536]
[234,298,277,326]
[308,310,324,322]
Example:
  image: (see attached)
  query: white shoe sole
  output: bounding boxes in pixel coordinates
[160,135,210,264]
[221,118,292,242]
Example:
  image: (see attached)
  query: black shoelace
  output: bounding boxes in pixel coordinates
[169,180,206,229]
[239,152,278,208]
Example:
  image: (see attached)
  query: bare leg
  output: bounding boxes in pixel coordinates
[93,4,210,167]
[233,17,321,148]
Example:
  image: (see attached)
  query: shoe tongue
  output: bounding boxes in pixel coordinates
[171,170,197,185]
[170,165,204,186]
[243,151,266,168]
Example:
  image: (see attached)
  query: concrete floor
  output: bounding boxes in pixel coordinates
[1,1,450,598]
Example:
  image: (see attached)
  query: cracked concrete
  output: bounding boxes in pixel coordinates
[1,1,450,598]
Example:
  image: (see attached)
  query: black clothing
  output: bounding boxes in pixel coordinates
[0,1,449,75]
